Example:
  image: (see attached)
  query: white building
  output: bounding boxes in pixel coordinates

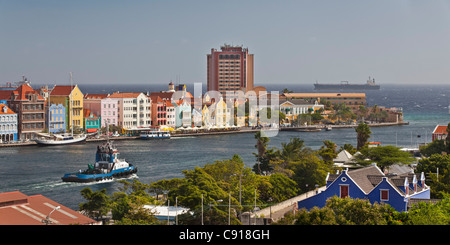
[108,92,152,129]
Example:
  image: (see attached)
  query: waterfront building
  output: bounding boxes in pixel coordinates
[279,99,324,124]
[281,93,366,111]
[150,82,194,104]
[150,96,167,126]
[100,97,119,127]
[0,104,17,142]
[0,191,100,225]
[207,44,254,93]
[202,104,211,127]
[192,107,202,127]
[209,97,232,127]
[108,92,151,129]
[174,100,191,128]
[166,101,176,128]
[298,164,430,212]
[7,84,46,140]
[50,85,84,131]
[47,104,66,134]
[432,125,448,141]
[84,93,109,118]
[84,109,101,133]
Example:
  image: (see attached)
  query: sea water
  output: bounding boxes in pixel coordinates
[0,84,448,210]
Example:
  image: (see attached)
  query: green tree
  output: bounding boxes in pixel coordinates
[290,153,330,194]
[446,122,450,153]
[317,140,338,165]
[355,122,371,150]
[355,145,415,172]
[253,131,273,174]
[419,139,447,157]
[266,173,299,203]
[79,188,111,220]
[340,143,357,155]
[110,179,159,224]
[416,154,450,198]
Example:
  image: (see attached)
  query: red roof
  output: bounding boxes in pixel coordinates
[0,191,99,225]
[84,93,109,99]
[14,84,45,101]
[50,85,76,96]
[433,125,448,135]
[108,92,141,98]
[0,90,12,100]
[0,104,15,115]
[83,108,97,118]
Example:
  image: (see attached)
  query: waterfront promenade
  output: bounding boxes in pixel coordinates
[0,121,409,148]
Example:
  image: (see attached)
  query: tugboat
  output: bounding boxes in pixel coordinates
[61,141,137,183]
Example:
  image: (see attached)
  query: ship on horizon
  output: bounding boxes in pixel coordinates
[314,77,380,90]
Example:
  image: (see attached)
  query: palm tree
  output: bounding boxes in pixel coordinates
[355,122,371,150]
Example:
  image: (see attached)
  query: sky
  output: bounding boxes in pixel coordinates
[1,0,450,86]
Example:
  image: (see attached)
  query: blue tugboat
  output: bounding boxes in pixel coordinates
[61,141,137,183]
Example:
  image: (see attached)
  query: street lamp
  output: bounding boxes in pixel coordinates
[42,206,60,225]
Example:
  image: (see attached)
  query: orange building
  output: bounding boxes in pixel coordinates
[281,92,366,111]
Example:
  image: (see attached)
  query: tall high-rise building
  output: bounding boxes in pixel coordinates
[207,44,254,94]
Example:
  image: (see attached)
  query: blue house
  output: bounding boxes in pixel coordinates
[298,164,430,212]
[47,104,66,134]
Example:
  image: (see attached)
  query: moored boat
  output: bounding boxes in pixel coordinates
[61,141,137,182]
[34,134,87,145]
[140,130,171,139]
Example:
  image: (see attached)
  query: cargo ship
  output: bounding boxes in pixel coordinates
[314,77,380,90]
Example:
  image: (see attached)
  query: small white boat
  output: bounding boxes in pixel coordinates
[326,126,332,131]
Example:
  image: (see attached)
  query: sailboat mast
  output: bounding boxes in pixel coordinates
[48,84,51,135]
[70,72,73,136]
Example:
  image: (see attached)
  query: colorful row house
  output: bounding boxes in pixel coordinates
[50,85,84,131]
[298,164,430,212]
[47,104,66,134]
[0,104,18,142]
[84,109,101,133]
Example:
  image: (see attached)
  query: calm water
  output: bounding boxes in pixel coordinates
[0,84,449,210]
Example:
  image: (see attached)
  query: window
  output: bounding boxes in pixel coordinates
[380,190,389,201]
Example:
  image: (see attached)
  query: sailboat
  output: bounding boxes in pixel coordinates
[34,72,87,145]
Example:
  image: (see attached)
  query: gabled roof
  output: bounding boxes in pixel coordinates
[334,150,354,163]
[346,165,385,194]
[433,125,448,135]
[13,84,45,101]
[50,85,77,96]
[83,108,97,118]
[0,104,15,115]
[84,93,109,99]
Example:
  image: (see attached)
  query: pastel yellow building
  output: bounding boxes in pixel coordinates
[50,85,84,130]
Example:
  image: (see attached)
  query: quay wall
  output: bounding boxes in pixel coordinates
[0,121,409,148]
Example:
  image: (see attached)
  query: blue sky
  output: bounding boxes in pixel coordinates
[1,0,450,85]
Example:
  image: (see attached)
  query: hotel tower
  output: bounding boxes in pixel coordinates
[207,44,254,93]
